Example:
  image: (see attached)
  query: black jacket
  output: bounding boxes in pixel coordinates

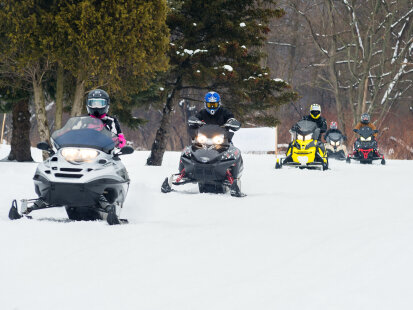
[301,115,327,134]
[194,108,235,126]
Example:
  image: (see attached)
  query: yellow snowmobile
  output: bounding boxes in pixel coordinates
[275,120,328,170]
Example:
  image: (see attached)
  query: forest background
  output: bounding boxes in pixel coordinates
[0,0,412,160]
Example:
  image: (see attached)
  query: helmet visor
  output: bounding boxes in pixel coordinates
[87,98,108,108]
[206,102,219,109]
[311,111,320,118]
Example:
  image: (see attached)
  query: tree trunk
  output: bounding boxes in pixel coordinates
[147,80,181,166]
[32,78,50,160]
[326,0,346,134]
[55,64,64,129]
[8,100,33,162]
[71,77,85,117]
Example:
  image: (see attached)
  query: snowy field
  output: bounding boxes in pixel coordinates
[1,144,412,310]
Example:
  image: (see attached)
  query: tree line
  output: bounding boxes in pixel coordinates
[0,0,297,163]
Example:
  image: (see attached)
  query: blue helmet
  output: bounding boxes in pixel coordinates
[204,91,221,115]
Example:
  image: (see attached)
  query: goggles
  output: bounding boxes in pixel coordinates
[311,111,320,117]
[87,98,108,108]
[206,102,219,109]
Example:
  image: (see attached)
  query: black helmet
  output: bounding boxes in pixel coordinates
[361,113,370,124]
[86,89,110,118]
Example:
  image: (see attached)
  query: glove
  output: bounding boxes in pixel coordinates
[188,116,205,128]
[224,118,241,131]
[118,133,126,148]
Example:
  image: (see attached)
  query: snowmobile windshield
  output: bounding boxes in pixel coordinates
[357,126,375,139]
[328,132,342,142]
[294,120,317,135]
[195,124,232,147]
[51,117,117,153]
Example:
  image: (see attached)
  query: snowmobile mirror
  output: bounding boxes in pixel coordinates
[119,146,134,155]
[353,129,359,133]
[37,141,55,155]
[37,142,52,151]
[373,130,379,133]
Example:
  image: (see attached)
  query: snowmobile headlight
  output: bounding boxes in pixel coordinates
[360,137,366,141]
[304,134,312,141]
[365,137,371,141]
[196,133,208,144]
[297,134,304,141]
[336,141,340,146]
[212,134,224,145]
[61,148,99,163]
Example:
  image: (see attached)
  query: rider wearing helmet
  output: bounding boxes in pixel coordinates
[354,113,377,137]
[301,104,327,140]
[86,89,126,148]
[324,121,346,141]
[188,91,240,130]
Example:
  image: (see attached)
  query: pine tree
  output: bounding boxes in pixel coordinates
[147,0,297,165]
[0,0,56,151]
[51,0,170,116]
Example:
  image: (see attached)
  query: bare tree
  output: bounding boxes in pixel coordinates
[288,0,413,130]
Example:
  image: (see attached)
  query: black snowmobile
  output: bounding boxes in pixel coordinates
[8,116,134,225]
[161,118,245,197]
[347,126,385,165]
[325,131,347,160]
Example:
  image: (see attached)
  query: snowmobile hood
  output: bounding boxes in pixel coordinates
[193,148,220,163]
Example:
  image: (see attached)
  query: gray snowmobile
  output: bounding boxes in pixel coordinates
[8,116,134,225]
[161,118,245,197]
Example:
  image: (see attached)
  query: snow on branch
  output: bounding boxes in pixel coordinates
[381,44,413,105]
[342,0,364,58]
[267,41,296,47]
[335,60,355,64]
[337,44,356,51]
[391,8,413,30]
[391,18,409,64]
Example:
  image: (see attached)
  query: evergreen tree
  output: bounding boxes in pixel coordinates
[51,0,170,116]
[0,0,56,150]
[147,0,297,165]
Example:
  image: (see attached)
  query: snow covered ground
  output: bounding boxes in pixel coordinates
[232,127,276,153]
[1,144,412,310]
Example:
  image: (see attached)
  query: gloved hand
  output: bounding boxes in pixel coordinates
[118,133,126,148]
[188,116,205,128]
[224,118,241,131]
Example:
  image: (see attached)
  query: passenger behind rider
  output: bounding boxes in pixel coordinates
[324,121,348,157]
[86,89,126,148]
[324,121,347,141]
[354,113,377,138]
[188,91,240,132]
